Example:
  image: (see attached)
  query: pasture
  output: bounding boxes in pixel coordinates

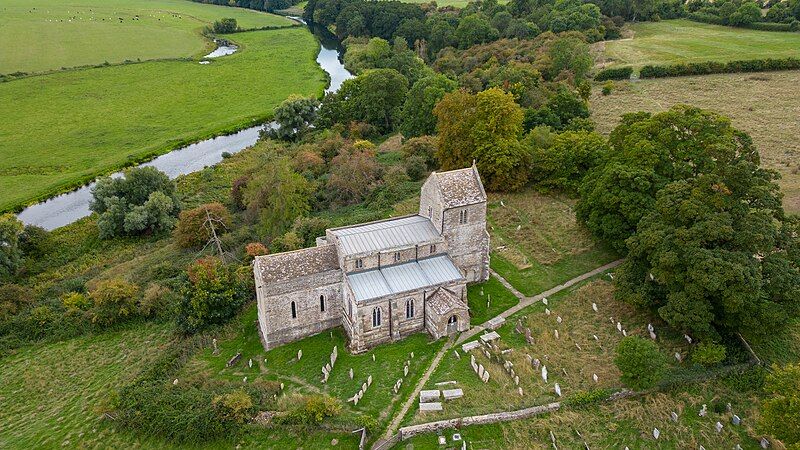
[0,0,293,74]
[591,70,800,214]
[597,19,800,69]
[0,27,326,212]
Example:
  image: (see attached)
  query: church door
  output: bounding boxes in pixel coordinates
[447,315,458,334]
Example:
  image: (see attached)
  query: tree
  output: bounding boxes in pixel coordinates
[576,106,764,252]
[0,214,23,281]
[527,130,609,194]
[546,34,593,80]
[243,155,312,238]
[318,69,409,133]
[178,258,251,333]
[759,364,800,447]
[614,336,667,390]
[212,18,238,34]
[455,14,500,49]
[90,167,180,238]
[435,88,530,191]
[88,279,140,327]
[399,74,458,138]
[327,141,382,205]
[173,203,233,249]
[730,2,762,26]
[270,95,319,141]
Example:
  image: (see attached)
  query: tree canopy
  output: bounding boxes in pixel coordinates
[399,74,458,138]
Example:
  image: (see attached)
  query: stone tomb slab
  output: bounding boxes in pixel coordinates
[443,388,464,400]
[419,401,443,411]
[486,316,506,330]
[480,331,501,342]
[461,341,480,352]
[420,389,441,403]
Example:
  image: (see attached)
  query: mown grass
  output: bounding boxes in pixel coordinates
[398,377,766,449]
[179,304,446,431]
[0,0,293,74]
[590,70,800,214]
[598,19,800,69]
[486,190,619,296]
[466,276,520,325]
[0,27,326,212]
[403,280,691,426]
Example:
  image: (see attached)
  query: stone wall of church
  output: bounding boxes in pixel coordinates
[442,202,491,283]
[257,270,343,350]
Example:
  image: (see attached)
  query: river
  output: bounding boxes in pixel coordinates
[17,24,352,230]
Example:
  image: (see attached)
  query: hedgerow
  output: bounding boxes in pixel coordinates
[639,57,800,78]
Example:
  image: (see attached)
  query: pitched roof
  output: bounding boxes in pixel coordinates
[427,287,467,316]
[328,215,440,256]
[346,255,464,302]
[434,166,486,209]
[254,244,339,285]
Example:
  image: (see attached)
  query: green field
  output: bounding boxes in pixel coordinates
[0,0,293,74]
[0,27,326,212]
[599,19,800,68]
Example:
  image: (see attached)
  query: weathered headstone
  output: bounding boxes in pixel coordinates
[212,338,218,355]
[671,411,679,422]
[372,354,375,362]
[481,371,490,383]
[554,329,559,339]
[518,386,523,396]
[554,383,561,397]
[227,352,242,367]
[715,421,723,433]
[622,329,628,337]
[616,322,622,332]
[325,362,332,373]
[542,298,548,305]
[653,428,660,439]
[514,375,519,385]
[684,334,693,344]
[420,402,443,412]
[404,365,409,377]
[173,379,178,385]
[592,373,598,383]
[699,404,707,417]
[367,375,372,386]
[542,366,548,382]
[533,358,541,370]
[248,358,253,368]
[545,308,551,316]
[454,350,460,360]
[675,352,682,362]
[297,349,302,361]
[280,382,284,390]
[649,330,657,340]
[243,376,247,383]
[478,364,485,378]
[732,415,741,426]
[761,437,770,448]
[349,368,354,379]
[592,302,598,312]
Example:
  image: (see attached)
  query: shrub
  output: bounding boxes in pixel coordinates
[0,283,34,320]
[90,167,180,238]
[271,231,302,252]
[212,18,238,34]
[614,336,667,390]
[639,57,800,78]
[18,225,51,259]
[276,394,341,426]
[230,176,250,210]
[177,258,251,333]
[139,283,177,319]
[400,136,437,169]
[601,80,614,96]
[691,342,727,366]
[62,291,92,312]
[564,388,613,407]
[404,154,428,181]
[88,279,140,326]
[212,389,255,425]
[173,203,233,249]
[245,242,269,260]
[0,214,24,281]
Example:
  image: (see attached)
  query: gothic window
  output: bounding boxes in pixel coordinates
[405,299,415,319]
[394,251,401,262]
[355,258,363,269]
[290,301,297,319]
[372,307,382,327]
[459,209,468,224]
[430,244,436,254]
[319,295,325,312]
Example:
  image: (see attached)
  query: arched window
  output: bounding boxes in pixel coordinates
[290,301,297,319]
[448,315,458,325]
[459,209,468,224]
[405,299,415,319]
[372,307,382,327]
[320,295,325,312]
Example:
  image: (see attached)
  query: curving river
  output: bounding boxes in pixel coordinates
[18,23,353,230]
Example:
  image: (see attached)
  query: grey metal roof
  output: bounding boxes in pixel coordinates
[329,215,440,255]
[346,255,464,301]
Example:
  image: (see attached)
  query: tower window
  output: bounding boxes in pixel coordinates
[394,251,401,262]
[320,295,325,312]
[372,307,382,327]
[405,299,415,319]
[459,209,468,224]
[290,301,297,319]
[428,206,432,218]
[355,258,363,269]
[430,244,436,254]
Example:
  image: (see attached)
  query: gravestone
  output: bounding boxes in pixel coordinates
[514,376,519,385]
[592,373,598,383]
[248,358,253,368]
[462,341,480,352]
[227,352,242,367]
[554,329,559,339]
[533,358,541,370]
[478,364,485,378]
[653,428,660,439]
[349,368,354,379]
[404,365,409,377]
[715,421,723,433]
[542,366,548,382]
[761,437,770,448]
[297,349,302,361]
[622,329,627,337]
[592,303,598,312]
[518,386,523,396]
[542,298,548,305]
[525,328,534,345]
[481,371,490,383]
[325,363,332,373]
[243,377,247,383]
[616,322,622,332]
[367,375,372,386]
[173,379,178,385]
[454,350,461,360]
[420,390,441,402]
[410,351,414,359]
[675,352,682,362]
[557,316,562,324]
[650,330,657,340]
[554,383,561,397]
[575,343,582,351]
[212,338,218,355]
[545,308,551,316]
[671,412,679,422]
[443,389,463,400]
[685,334,693,344]
[699,404,707,417]
[419,402,442,411]
[372,354,375,362]
[280,383,284,390]
[732,415,741,426]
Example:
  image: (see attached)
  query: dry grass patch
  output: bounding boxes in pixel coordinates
[591,70,800,214]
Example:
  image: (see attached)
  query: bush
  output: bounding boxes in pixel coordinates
[601,81,614,96]
[212,389,255,425]
[173,203,233,249]
[639,57,800,78]
[244,242,269,260]
[564,388,613,407]
[594,66,632,81]
[139,283,178,319]
[230,176,250,211]
[177,258,251,333]
[88,279,140,326]
[212,18,238,34]
[62,291,91,311]
[400,136,437,169]
[276,394,341,426]
[404,154,428,181]
[18,225,51,259]
[0,283,34,320]
[614,336,668,390]
[691,342,727,366]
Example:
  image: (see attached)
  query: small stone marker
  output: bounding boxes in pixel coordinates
[173,378,178,385]
[410,352,414,359]
[454,350,461,359]
[592,373,598,383]
[478,364,485,378]
[616,322,622,332]
[622,329,627,337]
[554,383,561,397]
[227,352,242,367]
[280,382,284,390]
[362,382,367,392]
[545,308,551,316]
[675,352,682,362]
[542,366,548,383]
[533,358,541,370]
[592,302,598,312]
[556,316,562,324]
[443,389,463,400]
[367,375,372,386]
[325,362,331,372]
[732,415,741,426]
[518,386,523,396]
[699,404,707,417]
[514,375,519,385]
[525,328,534,345]
[372,354,375,362]
[554,329,559,339]
[243,376,247,383]
[684,334,693,343]
[653,428,660,440]
[715,421,724,433]
[404,365,409,376]
[481,371,490,383]
[480,331,501,342]
[671,411,679,422]
[650,330,657,340]
[761,437,770,448]
[542,298,548,305]
[297,349,302,361]
[349,368,354,379]
[212,338,218,354]
[437,435,446,445]
[248,358,253,368]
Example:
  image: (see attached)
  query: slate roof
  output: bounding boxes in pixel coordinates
[427,287,467,316]
[346,255,464,301]
[254,244,339,285]
[434,166,486,209]
[328,215,440,256]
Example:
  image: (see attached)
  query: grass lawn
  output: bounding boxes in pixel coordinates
[403,280,693,426]
[590,70,800,214]
[467,276,520,325]
[598,19,800,69]
[0,27,326,212]
[397,377,765,449]
[0,0,293,74]
[179,304,447,431]
[486,190,619,296]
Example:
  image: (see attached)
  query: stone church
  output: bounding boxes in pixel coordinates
[253,165,490,353]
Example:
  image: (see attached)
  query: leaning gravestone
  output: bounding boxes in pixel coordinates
[297,349,302,361]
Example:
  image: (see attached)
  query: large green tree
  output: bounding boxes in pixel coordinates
[243,155,312,238]
[0,214,24,281]
[399,74,458,138]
